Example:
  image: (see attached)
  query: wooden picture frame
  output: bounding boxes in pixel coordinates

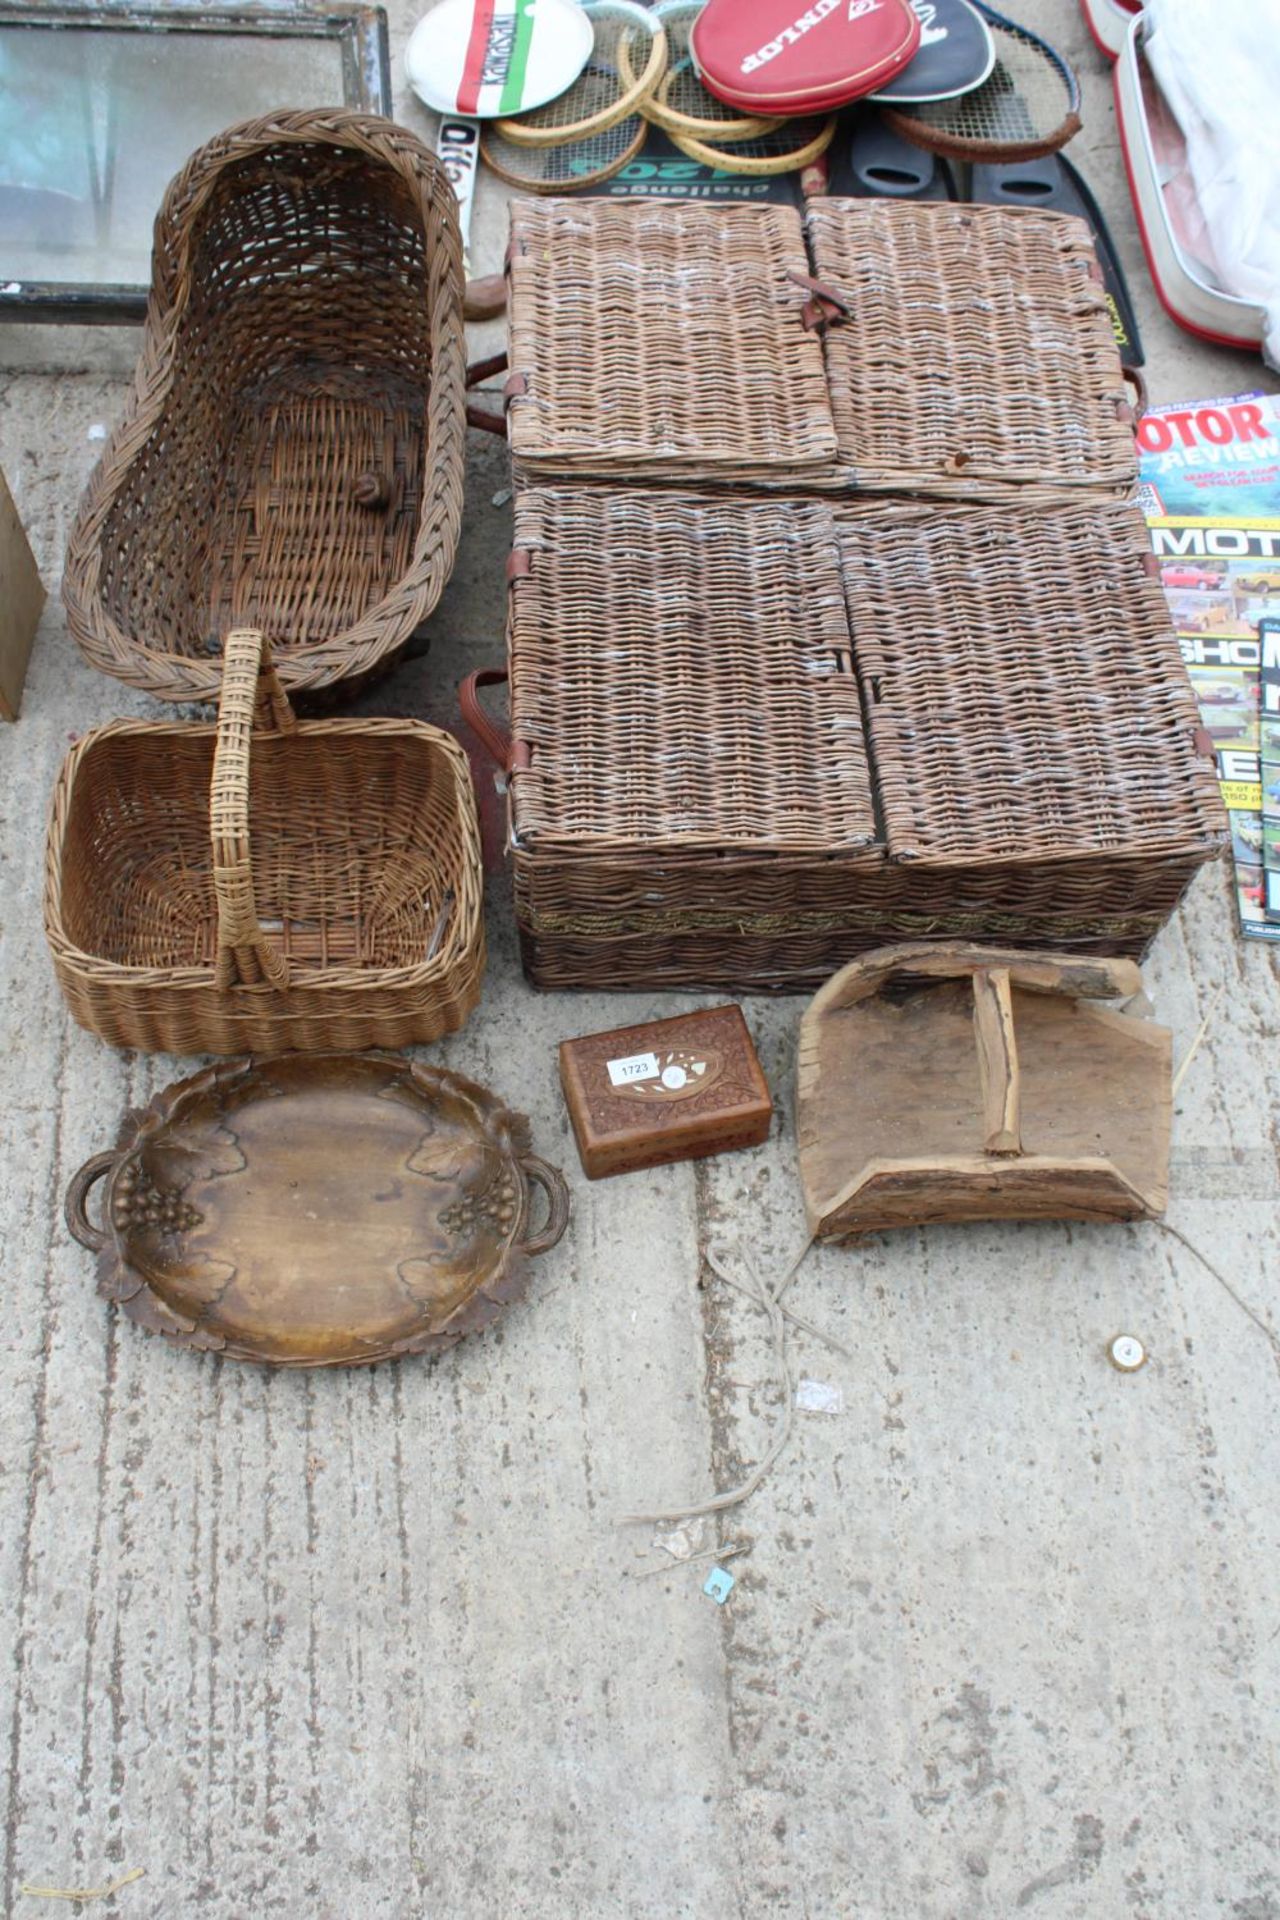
[0,0,391,324]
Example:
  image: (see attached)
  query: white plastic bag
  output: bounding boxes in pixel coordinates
[1145,0,1280,367]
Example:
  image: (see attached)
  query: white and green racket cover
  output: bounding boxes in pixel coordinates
[406,0,594,118]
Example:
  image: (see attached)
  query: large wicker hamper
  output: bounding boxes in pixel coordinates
[46,630,484,1053]
[62,110,466,704]
[462,487,1226,995]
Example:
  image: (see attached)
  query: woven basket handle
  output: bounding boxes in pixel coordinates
[460,668,513,769]
[211,628,298,992]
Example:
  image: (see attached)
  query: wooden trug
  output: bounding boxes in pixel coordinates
[797,942,1171,1238]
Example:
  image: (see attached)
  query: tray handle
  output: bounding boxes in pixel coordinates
[212,627,298,992]
[517,1154,570,1259]
[460,668,513,770]
[65,1150,117,1253]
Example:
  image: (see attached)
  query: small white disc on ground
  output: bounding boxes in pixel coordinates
[1108,1334,1147,1372]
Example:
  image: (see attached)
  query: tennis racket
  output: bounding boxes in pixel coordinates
[880,2,1081,162]
[481,116,648,191]
[494,0,666,149]
[637,1,782,144]
[666,116,838,178]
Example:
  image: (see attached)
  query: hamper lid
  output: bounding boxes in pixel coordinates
[505,198,838,477]
[832,496,1227,868]
[505,489,878,856]
[805,198,1139,495]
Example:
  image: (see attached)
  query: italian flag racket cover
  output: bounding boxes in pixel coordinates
[691,0,921,114]
[405,0,593,118]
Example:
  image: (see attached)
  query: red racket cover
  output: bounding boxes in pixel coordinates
[692,0,921,113]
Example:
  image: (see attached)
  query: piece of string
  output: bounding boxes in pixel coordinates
[1154,1218,1280,1361]
[1171,984,1224,1097]
[22,1868,145,1903]
[619,1239,801,1527]
[775,1234,816,1303]
[631,1539,751,1580]
[710,1239,847,1356]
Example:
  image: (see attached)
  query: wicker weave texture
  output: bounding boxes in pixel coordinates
[513,846,1205,928]
[62,111,466,704]
[505,198,837,479]
[516,911,1186,994]
[510,843,1209,987]
[506,488,876,853]
[807,199,1137,501]
[45,631,484,1054]
[834,497,1223,867]
[493,486,1225,993]
[503,197,1138,505]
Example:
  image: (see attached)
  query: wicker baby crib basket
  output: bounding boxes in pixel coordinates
[44,629,485,1054]
[62,110,466,704]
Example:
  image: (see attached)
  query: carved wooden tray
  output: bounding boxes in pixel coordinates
[66,1054,570,1366]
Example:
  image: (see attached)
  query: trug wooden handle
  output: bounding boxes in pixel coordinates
[972,967,1022,1157]
[808,944,1144,1021]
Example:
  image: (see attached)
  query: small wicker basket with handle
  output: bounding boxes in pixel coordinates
[45,629,484,1053]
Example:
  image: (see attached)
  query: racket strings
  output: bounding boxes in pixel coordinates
[481,115,646,190]
[883,12,1081,160]
[643,2,782,140]
[667,116,838,177]
[496,2,666,147]
[909,34,1070,141]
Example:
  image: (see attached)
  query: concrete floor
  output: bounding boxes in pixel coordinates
[2,3,1279,1915]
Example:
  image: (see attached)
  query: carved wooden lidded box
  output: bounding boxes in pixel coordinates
[559,1005,773,1180]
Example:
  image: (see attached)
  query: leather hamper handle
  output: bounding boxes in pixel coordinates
[459,667,513,769]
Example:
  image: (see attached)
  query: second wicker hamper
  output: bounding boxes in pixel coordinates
[503,196,1139,506]
[462,487,1226,994]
